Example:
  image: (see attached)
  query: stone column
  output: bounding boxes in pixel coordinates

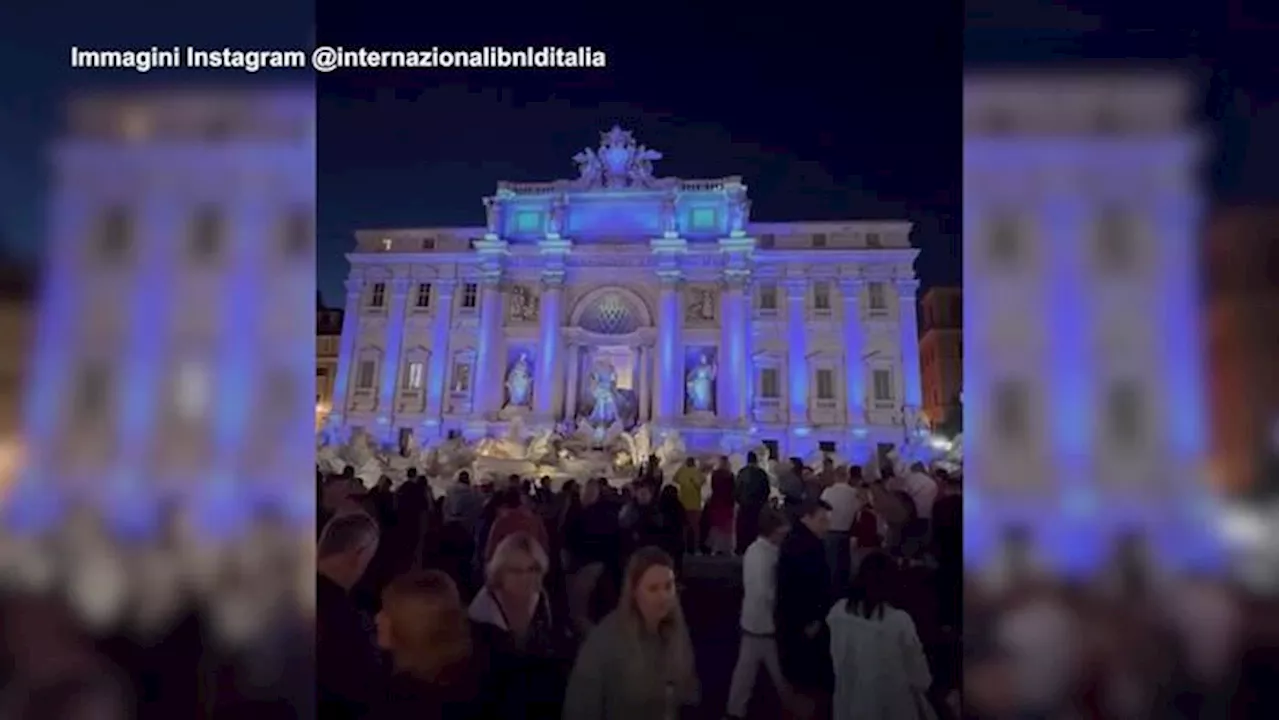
[655,275,683,421]
[839,276,867,426]
[563,343,580,421]
[330,278,363,424]
[376,276,412,437]
[424,279,457,424]
[718,277,750,424]
[533,275,564,421]
[636,346,650,422]
[896,278,923,412]
[474,277,506,418]
[783,277,810,427]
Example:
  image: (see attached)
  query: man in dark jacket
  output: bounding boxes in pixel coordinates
[775,498,834,712]
[316,512,385,720]
[733,452,772,555]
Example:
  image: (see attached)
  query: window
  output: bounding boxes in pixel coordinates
[356,360,377,389]
[451,363,471,392]
[188,205,224,261]
[758,285,778,311]
[515,211,542,233]
[380,237,393,251]
[421,237,436,250]
[992,379,1027,443]
[1095,207,1136,272]
[818,441,836,453]
[97,205,133,262]
[867,282,888,311]
[173,361,211,420]
[1105,380,1143,447]
[813,282,831,311]
[816,369,835,400]
[461,283,479,309]
[811,233,828,248]
[865,232,882,248]
[404,361,425,390]
[690,207,717,230]
[75,362,110,420]
[368,282,387,308]
[987,213,1022,265]
[415,282,432,308]
[873,369,894,402]
[760,368,780,398]
[758,234,776,249]
[282,210,311,258]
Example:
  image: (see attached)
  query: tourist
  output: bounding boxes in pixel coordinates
[827,551,933,720]
[820,465,863,593]
[484,486,550,563]
[469,533,573,719]
[818,455,840,490]
[443,470,484,531]
[776,457,807,507]
[931,469,962,630]
[704,456,736,555]
[618,481,664,562]
[733,452,771,555]
[370,571,491,719]
[316,512,386,719]
[897,461,940,530]
[563,478,623,634]
[563,547,699,720]
[656,484,687,577]
[672,457,705,554]
[868,466,913,550]
[725,507,795,720]
[775,498,834,717]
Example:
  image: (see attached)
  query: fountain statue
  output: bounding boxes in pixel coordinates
[504,353,533,408]
[586,359,622,426]
[685,354,716,413]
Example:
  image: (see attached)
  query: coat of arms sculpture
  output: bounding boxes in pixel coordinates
[572,126,673,190]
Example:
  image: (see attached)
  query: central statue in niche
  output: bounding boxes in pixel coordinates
[686,354,717,413]
[586,359,622,426]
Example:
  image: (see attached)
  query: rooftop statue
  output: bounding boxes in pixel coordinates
[572,126,671,190]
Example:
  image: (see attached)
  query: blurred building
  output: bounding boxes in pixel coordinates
[1202,206,1278,497]
[12,88,315,531]
[0,263,35,494]
[316,294,343,428]
[964,73,1216,574]
[918,286,962,430]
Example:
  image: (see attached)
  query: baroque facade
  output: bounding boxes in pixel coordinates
[919,286,962,429]
[330,127,924,460]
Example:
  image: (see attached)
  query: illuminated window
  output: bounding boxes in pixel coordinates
[421,237,436,250]
[380,237,394,251]
[760,368,780,399]
[404,361,425,390]
[461,283,479,309]
[690,207,717,230]
[369,282,386,308]
[816,369,835,400]
[415,283,432,308]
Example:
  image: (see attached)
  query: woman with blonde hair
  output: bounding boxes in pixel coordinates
[470,532,575,719]
[372,570,492,719]
[563,546,699,720]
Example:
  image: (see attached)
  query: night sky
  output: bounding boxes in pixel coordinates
[316,0,963,306]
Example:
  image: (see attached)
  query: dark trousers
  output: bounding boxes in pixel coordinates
[735,504,763,555]
[823,530,851,595]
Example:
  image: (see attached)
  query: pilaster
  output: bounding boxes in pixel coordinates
[473,238,509,419]
[895,278,923,413]
[718,236,754,425]
[838,276,867,426]
[376,275,412,437]
[424,279,457,425]
[782,276,809,428]
[534,271,567,421]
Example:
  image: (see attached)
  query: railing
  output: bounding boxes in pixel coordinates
[494,176,743,195]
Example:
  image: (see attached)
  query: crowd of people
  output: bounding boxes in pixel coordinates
[316,451,963,719]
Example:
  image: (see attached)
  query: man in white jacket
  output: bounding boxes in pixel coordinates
[725,506,796,719]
